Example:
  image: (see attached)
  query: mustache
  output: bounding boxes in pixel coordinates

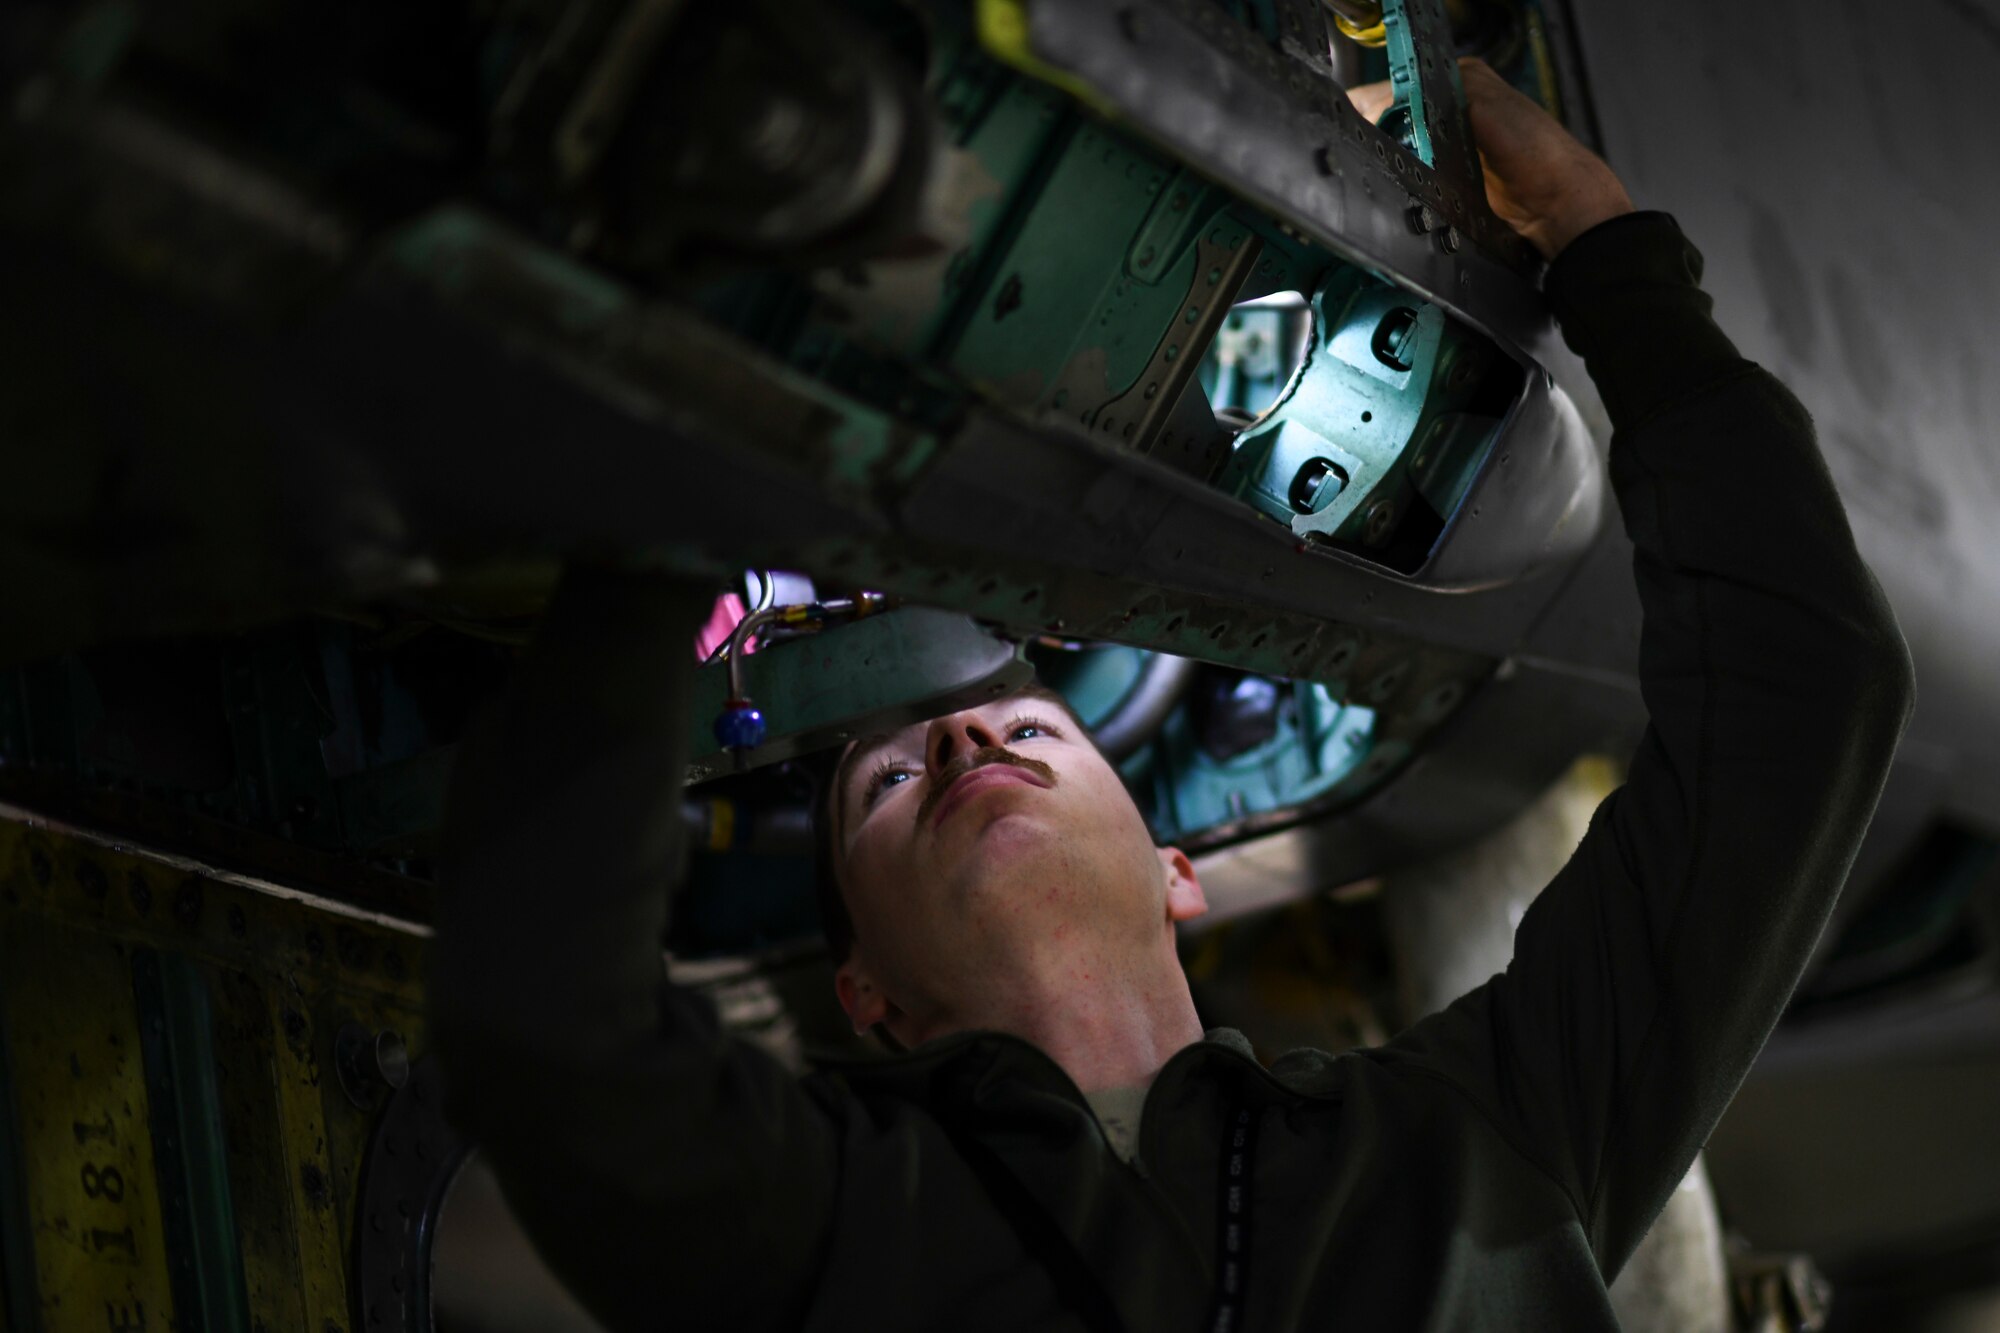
[916,746,1058,828]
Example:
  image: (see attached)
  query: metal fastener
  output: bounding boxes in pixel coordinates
[1363,498,1397,544]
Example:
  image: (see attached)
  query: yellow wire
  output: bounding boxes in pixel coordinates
[974,0,1120,114]
[1333,13,1389,46]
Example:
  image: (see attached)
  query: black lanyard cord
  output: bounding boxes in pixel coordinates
[1205,1095,1263,1333]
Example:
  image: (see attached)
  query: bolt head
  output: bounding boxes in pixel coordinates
[1364,499,1396,541]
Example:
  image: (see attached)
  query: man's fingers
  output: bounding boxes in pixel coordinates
[1346,57,1630,261]
[1350,61,1505,129]
[1344,79,1395,125]
[1350,62,1498,129]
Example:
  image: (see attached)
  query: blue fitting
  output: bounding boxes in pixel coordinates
[714,700,767,751]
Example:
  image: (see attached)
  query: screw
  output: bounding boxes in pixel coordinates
[1438,226,1461,253]
[1406,203,1439,234]
[1364,499,1397,543]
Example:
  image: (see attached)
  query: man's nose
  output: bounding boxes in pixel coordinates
[925,711,1001,777]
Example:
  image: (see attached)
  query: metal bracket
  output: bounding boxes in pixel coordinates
[994,0,1541,349]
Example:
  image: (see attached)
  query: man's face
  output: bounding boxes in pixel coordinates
[829,686,1205,1042]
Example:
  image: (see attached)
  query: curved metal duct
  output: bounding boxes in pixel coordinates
[1091,653,1202,763]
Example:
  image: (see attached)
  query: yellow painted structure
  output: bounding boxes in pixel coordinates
[0,814,429,1333]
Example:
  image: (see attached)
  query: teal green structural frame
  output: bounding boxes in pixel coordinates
[387,1,1569,865]
[1036,645,1381,847]
[680,5,1520,840]
[700,7,1513,572]
[365,4,1541,857]
[1381,0,1450,165]
[1217,268,1513,562]
[1138,685,1383,845]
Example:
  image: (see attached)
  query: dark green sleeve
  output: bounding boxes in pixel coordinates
[1382,213,1916,1277]
[426,570,839,1332]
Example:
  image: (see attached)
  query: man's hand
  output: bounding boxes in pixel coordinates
[1346,58,1634,261]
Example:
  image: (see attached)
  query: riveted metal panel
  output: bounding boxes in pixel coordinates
[0,913,178,1332]
[0,815,430,1333]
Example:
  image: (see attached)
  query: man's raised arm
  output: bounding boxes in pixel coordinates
[428,570,838,1331]
[1378,62,1917,1278]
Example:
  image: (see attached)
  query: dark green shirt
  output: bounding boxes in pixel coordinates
[430,213,1915,1331]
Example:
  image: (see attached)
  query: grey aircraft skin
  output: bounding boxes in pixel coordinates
[0,0,1994,1327]
[1563,0,2000,1289]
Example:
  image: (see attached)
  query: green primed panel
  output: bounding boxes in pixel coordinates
[1037,646,1385,848]
[944,122,1190,405]
[828,67,1074,357]
[1134,683,1382,845]
[1034,645,1150,730]
[691,16,1526,583]
[1379,0,1436,165]
[1219,266,1509,555]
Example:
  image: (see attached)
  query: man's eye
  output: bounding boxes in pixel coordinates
[863,764,915,807]
[1005,715,1059,742]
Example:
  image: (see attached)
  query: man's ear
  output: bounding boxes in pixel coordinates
[834,954,891,1034]
[1158,845,1208,923]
